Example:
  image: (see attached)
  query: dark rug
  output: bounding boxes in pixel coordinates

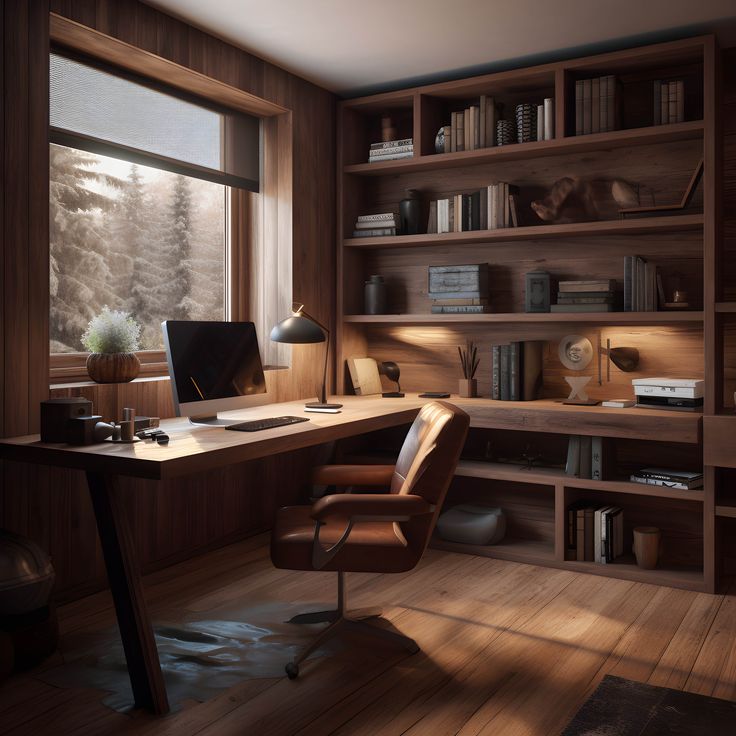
[562,675,736,735]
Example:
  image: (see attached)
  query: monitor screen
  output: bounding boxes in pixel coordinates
[163,321,266,408]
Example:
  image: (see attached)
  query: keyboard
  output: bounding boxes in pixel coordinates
[225,416,310,432]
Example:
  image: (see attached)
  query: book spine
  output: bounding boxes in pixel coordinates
[594,507,604,564]
[536,104,544,142]
[369,138,413,150]
[584,508,595,561]
[668,81,677,124]
[450,111,458,153]
[492,346,500,400]
[357,213,396,223]
[443,125,451,153]
[509,342,520,400]
[490,184,498,230]
[583,79,591,134]
[368,144,413,156]
[368,151,413,161]
[576,510,586,562]
[566,435,581,477]
[486,96,496,147]
[479,96,487,148]
[352,228,396,237]
[500,345,510,401]
[591,436,603,480]
[661,81,669,126]
[473,105,480,149]
[354,218,397,229]
[464,107,471,151]
[600,76,608,133]
[431,305,489,314]
[479,188,488,230]
[575,80,583,136]
[544,97,554,140]
[607,75,616,132]
[426,201,437,234]
[591,77,600,134]
[456,111,464,152]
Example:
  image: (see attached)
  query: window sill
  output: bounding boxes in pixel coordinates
[50,374,170,390]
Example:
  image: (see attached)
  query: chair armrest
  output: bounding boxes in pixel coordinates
[311,493,432,522]
[311,464,395,487]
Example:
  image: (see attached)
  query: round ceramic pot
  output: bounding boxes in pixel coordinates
[86,352,140,383]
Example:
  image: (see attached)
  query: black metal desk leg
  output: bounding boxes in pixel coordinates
[86,471,170,715]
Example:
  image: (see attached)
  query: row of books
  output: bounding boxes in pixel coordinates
[368,137,413,163]
[575,75,619,135]
[630,467,703,490]
[551,279,616,314]
[428,263,489,314]
[427,183,519,234]
[352,212,397,238]
[568,502,624,564]
[439,96,498,153]
[490,341,544,401]
[565,436,608,480]
[653,80,685,125]
[623,256,659,312]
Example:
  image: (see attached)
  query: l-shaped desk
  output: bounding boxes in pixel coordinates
[0,394,701,714]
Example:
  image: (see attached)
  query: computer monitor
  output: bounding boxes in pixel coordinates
[162,321,269,425]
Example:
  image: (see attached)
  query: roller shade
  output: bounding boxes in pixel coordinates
[50,52,259,191]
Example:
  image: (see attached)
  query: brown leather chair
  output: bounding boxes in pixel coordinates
[270,401,470,679]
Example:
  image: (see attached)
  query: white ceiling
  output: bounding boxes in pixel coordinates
[146,0,736,96]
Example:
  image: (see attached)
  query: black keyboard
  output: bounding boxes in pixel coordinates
[225,416,310,432]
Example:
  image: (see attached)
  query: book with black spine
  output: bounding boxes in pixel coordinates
[499,345,510,401]
[575,80,584,135]
[479,96,487,148]
[579,436,592,479]
[591,77,600,134]
[370,138,412,150]
[565,435,581,477]
[352,228,396,237]
[456,111,464,152]
[491,345,500,400]
[509,342,520,400]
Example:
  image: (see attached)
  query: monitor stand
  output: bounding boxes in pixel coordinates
[188,415,233,427]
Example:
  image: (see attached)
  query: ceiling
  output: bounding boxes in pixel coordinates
[146,0,736,96]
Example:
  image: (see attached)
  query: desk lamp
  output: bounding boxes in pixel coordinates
[379,361,404,398]
[270,304,342,410]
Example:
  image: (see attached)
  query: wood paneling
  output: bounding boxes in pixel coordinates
[0,0,336,600]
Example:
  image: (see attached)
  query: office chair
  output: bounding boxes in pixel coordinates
[270,401,470,678]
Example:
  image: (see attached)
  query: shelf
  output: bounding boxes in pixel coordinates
[716,506,736,519]
[455,460,705,502]
[344,312,704,325]
[344,121,704,176]
[344,214,704,249]
[715,302,736,313]
[430,536,554,567]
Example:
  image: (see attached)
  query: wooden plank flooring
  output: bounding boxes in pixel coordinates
[0,535,734,736]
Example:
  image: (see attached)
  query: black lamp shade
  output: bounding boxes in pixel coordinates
[270,314,325,344]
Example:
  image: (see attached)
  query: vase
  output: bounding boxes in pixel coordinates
[86,352,141,383]
[399,189,422,235]
[458,378,477,398]
[364,275,387,315]
[632,526,661,570]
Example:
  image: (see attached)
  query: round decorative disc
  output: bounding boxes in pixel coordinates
[558,334,594,371]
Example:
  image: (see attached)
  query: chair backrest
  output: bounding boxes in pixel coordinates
[389,401,470,557]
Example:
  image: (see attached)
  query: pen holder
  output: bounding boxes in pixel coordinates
[632,527,660,570]
[458,379,477,398]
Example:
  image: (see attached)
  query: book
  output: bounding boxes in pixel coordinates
[479,96,487,148]
[551,304,614,312]
[485,96,496,147]
[556,296,614,305]
[601,399,635,408]
[464,106,471,151]
[536,104,544,142]
[354,217,397,229]
[583,79,592,134]
[450,111,458,152]
[669,80,677,124]
[357,213,396,223]
[508,194,519,227]
[491,345,501,400]
[676,80,685,123]
[370,138,412,150]
[521,341,544,401]
[600,76,608,133]
[368,151,413,162]
[566,435,581,477]
[605,75,616,132]
[426,201,437,234]
[431,305,489,314]
[636,467,703,484]
[559,280,616,292]
[437,199,450,233]
[509,342,520,400]
[499,345,510,401]
[583,507,595,561]
[591,77,600,134]
[579,435,592,479]
[661,81,669,126]
[630,475,703,491]
[595,505,613,563]
[544,97,554,140]
[591,436,606,480]
[575,80,584,135]
[352,228,396,237]
[576,508,586,561]
[442,125,451,153]
[456,111,464,152]
[368,144,413,156]
[431,298,488,306]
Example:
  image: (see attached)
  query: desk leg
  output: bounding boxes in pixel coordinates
[86,472,170,715]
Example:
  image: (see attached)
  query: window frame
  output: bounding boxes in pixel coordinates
[48,14,291,385]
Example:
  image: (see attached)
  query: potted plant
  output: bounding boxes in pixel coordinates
[458,340,479,398]
[82,307,142,383]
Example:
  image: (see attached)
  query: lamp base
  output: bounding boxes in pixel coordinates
[562,399,599,406]
[381,392,405,398]
[305,402,343,410]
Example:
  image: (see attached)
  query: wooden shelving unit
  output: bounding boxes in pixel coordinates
[336,35,718,592]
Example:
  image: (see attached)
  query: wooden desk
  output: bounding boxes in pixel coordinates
[0,394,702,713]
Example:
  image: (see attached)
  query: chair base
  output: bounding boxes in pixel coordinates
[284,572,419,679]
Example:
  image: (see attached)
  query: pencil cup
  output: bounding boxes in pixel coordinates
[632,526,660,570]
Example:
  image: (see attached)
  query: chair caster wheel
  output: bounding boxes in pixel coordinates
[285,662,299,679]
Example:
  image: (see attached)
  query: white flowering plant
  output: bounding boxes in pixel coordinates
[81,306,141,354]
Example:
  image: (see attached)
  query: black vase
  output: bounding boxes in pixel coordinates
[364,275,387,314]
[399,189,422,235]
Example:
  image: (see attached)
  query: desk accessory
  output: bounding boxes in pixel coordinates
[379,361,404,398]
[632,378,703,412]
[458,341,479,398]
[632,527,660,569]
[601,399,635,408]
[304,406,341,414]
[271,304,342,411]
[40,397,93,442]
[347,357,382,395]
[364,275,387,314]
[227,416,311,431]
[525,270,551,312]
[82,307,142,383]
[419,392,450,399]
[66,416,115,444]
[399,189,422,235]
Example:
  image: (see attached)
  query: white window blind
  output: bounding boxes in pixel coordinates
[50,53,259,190]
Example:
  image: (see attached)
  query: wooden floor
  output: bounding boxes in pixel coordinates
[1,535,735,736]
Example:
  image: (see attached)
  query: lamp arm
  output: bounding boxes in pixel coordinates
[298,307,330,404]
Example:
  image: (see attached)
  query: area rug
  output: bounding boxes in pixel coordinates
[562,675,736,735]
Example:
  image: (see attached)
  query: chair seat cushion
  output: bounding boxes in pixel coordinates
[270,505,416,573]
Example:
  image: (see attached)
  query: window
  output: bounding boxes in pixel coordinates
[48,51,267,370]
[50,145,227,352]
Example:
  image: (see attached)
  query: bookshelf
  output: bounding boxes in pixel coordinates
[336,36,720,591]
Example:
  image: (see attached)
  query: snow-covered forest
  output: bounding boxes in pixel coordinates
[49,144,226,352]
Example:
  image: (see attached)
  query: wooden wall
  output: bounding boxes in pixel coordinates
[0,0,336,601]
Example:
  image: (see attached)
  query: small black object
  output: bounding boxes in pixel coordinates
[379,361,404,398]
[285,662,299,679]
[399,188,422,235]
[155,434,169,444]
[40,397,93,442]
[226,416,310,432]
[136,428,166,440]
[419,392,450,399]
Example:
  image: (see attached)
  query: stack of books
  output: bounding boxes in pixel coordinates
[653,80,684,125]
[428,263,489,314]
[565,436,609,480]
[623,256,658,312]
[567,502,624,564]
[443,95,498,153]
[490,341,544,400]
[368,137,413,163]
[630,467,703,490]
[632,377,704,412]
[352,212,398,238]
[575,75,619,135]
[551,280,616,313]
[428,182,519,234]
